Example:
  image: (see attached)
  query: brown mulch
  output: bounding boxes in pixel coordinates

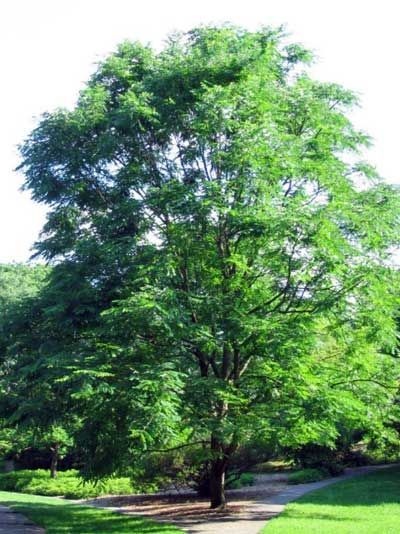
[118,501,246,520]
[84,482,285,522]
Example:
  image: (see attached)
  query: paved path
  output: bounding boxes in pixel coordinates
[0,505,44,534]
[175,464,396,534]
[84,464,398,534]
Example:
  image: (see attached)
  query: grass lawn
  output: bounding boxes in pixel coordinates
[0,490,184,533]
[262,466,400,533]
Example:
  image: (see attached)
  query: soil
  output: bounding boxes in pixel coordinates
[81,466,398,534]
[83,474,287,523]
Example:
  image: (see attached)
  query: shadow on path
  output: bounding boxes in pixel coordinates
[0,504,44,533]
[122,464,399,534]
[0,499,181,534]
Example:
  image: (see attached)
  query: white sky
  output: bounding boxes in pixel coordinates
[1,0,399,263]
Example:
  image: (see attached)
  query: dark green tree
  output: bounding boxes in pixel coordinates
[0,264,80,478]
[18,26,400,507]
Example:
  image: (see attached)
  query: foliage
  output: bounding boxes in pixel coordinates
[13,24,400,507]
[252,460,294,474]
[288,444,341,471]
[0,491,183,533]
[0,469,135,499]
[287,468,329,484]
[341,448,370,467]
[136,439,267,494]
[0,425,25,458]
[0,263,49,376]
[281,305,400,467]
[0,263,48,314]
[263,466,400,533]
[326,463,345,476]
[226,472,255,489]
[0,263,81,477]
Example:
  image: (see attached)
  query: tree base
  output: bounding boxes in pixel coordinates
[209,501,227,511]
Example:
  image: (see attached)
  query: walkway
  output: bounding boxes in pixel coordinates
[177,465,394,534]
[0,505,44,534]
[85,464,396,534]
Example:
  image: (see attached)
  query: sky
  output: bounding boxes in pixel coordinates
[0,0,399,263]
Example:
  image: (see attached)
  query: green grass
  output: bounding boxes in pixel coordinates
[0,490,184,533]
[262,466,400,533]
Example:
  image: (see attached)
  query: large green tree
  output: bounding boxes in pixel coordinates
[18,26,400,507]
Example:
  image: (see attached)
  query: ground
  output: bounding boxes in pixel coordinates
[0,491,183,533]
[262,466,400,533]
[84,466,394,533]
[1,466,399,533]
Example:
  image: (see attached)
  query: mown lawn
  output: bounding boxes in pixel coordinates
[0,490,184,533]
[262,466,400,533]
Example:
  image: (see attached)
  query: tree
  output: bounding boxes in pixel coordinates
[0,263,48,352]
[18,26,400,508]
[0,264,80,478]
[282,271,400,469]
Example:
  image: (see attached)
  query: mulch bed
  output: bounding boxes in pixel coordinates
[118,501,246,520]
[84,483,285,522]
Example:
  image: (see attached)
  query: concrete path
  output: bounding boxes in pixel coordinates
[84,464,398,534]
[175,464,395,534]
[0,505,44,533]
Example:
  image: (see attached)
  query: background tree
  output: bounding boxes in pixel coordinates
[18,26,400,508]
[0,264,81,478]
[281,269,400,470]
[0,263,48,355]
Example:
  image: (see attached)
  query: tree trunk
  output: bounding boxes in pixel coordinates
[209,459,226,509]
[50,443,59,479]
[209,432,230,509]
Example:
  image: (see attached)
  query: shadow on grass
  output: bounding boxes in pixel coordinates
[0,499,182,534]
[272,509,363,522]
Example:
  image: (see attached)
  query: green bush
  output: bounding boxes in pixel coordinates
[288,468,329,484]
[226,472,255,489]
[327,462,345,476]
[342,449,370,467]
[289,444,338,470]
[286,443,346,476]
[252,460,293,473]
[0,469,134,499]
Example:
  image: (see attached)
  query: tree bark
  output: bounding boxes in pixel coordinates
[209,433,230,509]
[209,459,226,509]
[50,443,59,479]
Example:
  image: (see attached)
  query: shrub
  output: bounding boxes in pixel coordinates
[326,462,345,476]
[226,472,255,489]
[252,460,293,474]
[0,469,135,499]
[342,448,370,467]
[290,444,338,470]
[288,468,329,484]
[286,443,345,476]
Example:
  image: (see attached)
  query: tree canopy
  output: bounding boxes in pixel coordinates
[11,25,400,507]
